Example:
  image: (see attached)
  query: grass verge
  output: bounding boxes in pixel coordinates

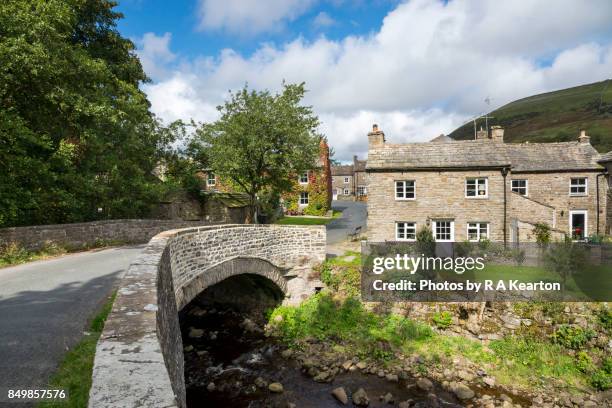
[38,292,116,408]
[274,211,341,225]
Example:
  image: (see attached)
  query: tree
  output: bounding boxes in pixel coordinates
[0,0,171,226]
[192,83,321,223]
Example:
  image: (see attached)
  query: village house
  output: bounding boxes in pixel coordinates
[331,155,368,201]
[366,124,611,243]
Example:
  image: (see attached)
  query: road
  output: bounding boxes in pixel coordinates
[0,246,143,396]
[326,200,367,245]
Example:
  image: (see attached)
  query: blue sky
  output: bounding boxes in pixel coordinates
[113,0,612,162]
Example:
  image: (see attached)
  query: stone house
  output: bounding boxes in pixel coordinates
[366,124,611,243]
[331,156,368,201]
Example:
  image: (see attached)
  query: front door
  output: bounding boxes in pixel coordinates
[332,189,338,200]
[570,210,587,240]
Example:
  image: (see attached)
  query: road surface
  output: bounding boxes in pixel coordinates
[326,200,367,245]
[0,246,143,397]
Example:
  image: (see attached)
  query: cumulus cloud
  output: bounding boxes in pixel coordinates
[135,32,176,81]
[313,11,335,29]
[197,0,317,35]
[141,0,612,162]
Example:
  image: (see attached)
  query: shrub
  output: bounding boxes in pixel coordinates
[431,311,453,329]
[575,351,595,373]
[552,325,595,350]
[597,307,612,331]
[0,242,31,265]
[533,223,551,245]
[590,369,611,390]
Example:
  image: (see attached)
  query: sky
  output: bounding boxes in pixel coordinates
[116,0,612,162]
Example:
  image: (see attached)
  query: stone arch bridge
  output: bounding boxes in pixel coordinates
[88,224,326,408]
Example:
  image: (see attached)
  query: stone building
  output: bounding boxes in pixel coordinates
[366,124,611,242]
[331,155,368,201]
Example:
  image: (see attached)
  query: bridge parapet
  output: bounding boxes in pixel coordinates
[88,224,326,408]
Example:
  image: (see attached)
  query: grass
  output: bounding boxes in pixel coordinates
[274,210,342,225]
[38,292,116,408]
[0,239,129,268]
[448,79,612,152]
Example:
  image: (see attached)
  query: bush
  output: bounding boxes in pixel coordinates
[552,325,595,350]
[533,223,551,245]
[575,351,595,373]
[590,369,611,390]
[0,242,31,265]
[597,307,612,331]
[431,311,453,329]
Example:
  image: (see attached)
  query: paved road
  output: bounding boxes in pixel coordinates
[0,246,143,396]
[327,200,367,244]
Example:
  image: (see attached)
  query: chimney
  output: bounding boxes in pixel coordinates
[368,123,385,148]
[578,129,590,144]
[491,125,504,142]
[476,127,488,140]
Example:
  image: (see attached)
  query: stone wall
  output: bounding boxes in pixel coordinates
[0,219,210,251]
[509,192,556,227]
[89,224,326,408]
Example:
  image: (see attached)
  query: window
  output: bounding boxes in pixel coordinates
[343,188,349,195]
[569,210,587,240]
[466,178,487,197]
[357,186,367,196]
[467,222,489,242]
[395,180,415,200]
[570,178,587,196]
[396,222,416,241]
[511,179,528,196]
[299,192,309,205]
[299,172,308,184]
[344,177,349,183]
[207,173,216,186]
[433,220,454,242]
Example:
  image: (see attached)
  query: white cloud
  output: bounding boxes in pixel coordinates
[135,32,175,80]
[313,11,335,29]
[143,0,612,162]
[197,0,317,35]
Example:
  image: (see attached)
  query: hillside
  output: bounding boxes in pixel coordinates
[448,80,612,153]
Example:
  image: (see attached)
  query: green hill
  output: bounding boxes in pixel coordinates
[448,80,612,153]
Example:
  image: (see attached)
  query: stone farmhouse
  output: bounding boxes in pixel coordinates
[331,156,368,201]
[366,124,611,243]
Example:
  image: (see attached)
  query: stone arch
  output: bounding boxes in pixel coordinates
[177,256,289,311]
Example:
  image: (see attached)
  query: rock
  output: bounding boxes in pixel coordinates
[500,394,512,403]
[453,384,475,400]
[188,327,204,338]
[583,401,598,408]
[302,358,316,369]
[500,314,521,329]
[570,395,584,406]
[209,331,217,340]
[254,377,267,388]
[427,393,440,408]
[533,396,544,405]
[483,377,495,387]
[313,370,332,383]
[331,387,348,405]
[241,318,261,333]
[268,382,284,393]
[352,388,370,407]
[398,370,409,380]
[377,370,385,378]
[286,403,296,408]
[356,361,367,370]
[183,345,194,352]
[416,378,433,392]
[398,401,411,408]
[457,369,475,382]
[342,360,353,370]
[381,392,394,404]
[386,373,399,382]
[281,349,293,359]
[206,382,216,392]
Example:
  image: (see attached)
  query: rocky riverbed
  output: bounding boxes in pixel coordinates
[180,301,470,407]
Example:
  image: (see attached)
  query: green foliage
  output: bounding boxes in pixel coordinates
[543,240,587,289]
[533,223,551,245]
[431,311,453,329]
[0,0,177,227]
[552,325,595,350]
[575,351,595,373]
[590,369,611,391]
[416,226,435,257]
[597,306,612,332]
[317,252,361,297]
[191,83,321,222]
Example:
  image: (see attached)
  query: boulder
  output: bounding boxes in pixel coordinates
[416,378,433,392]
[188,327,204,338]
[331,387,348,405]
[352,388,370,406]
[268,382,284,393]
[453,384,475,400]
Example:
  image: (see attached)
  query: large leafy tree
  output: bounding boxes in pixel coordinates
[192,83,321,223]
[0,0,171,227]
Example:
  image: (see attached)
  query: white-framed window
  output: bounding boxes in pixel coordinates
[396,222,416,241]
[467,222,490,242]
[511,179,528,196]
[344,177,349,183]
[299,192,309,205]
[433,220,454,242]
[207,173,216,186]
[569,178,587,196]
[343,188,350,195]
[466,178,488,198]
[395,180,415,200]
[569,210,587,240]
[357,186,367,196]
[299,172,308,184]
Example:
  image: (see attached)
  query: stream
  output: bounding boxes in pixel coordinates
[180,299,464,408]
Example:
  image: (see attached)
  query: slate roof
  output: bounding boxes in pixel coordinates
[598,151,612,163]
[367,140,604,172]
[331,165,354,175]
